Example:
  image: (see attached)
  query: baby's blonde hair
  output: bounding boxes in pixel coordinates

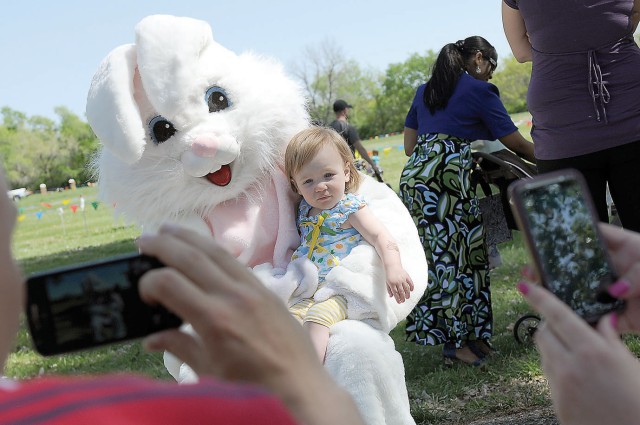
[285,126,362,194]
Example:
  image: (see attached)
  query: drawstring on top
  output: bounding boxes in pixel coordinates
[587,50,610,123]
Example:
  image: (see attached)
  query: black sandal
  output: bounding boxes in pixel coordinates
[443,343,486,367]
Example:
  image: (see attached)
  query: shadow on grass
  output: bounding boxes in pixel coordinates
[18,239,138,275]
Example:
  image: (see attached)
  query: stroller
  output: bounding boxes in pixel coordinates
[471,148,541,344]
[354,158,392,188]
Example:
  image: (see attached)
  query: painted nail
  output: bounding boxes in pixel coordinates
[608,280,631,298]
[610,312,619,330]
[516,282,529,295]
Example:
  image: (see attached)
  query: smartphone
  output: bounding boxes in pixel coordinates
[508,169,625,323]
[26,253,182,356]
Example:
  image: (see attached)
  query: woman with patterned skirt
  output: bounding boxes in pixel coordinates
[400,36,535,366]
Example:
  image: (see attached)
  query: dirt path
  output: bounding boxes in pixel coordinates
[468,406,559,425]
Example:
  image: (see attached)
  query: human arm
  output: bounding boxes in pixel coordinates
[632,0,640,33]
[352,140,381,175]
[136,225,364,425]
[0,168,24,372]
[516,280,640,425]
[347,206,414,303]
[403,127,418,156]
[502,2,532,63]
[498,130,535,163]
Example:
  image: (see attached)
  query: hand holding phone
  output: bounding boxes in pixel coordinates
[27,253,182,356]
[508,169,625,323]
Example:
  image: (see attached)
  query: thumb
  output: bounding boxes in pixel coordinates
[144,329,211,376]
[596,312,624,346]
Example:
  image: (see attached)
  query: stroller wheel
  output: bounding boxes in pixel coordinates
[514,314,541,344]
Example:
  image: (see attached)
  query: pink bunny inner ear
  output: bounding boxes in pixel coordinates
[86,44,147,164]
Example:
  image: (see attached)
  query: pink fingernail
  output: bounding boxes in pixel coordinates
[516,282,529,295]
[608,280,630,298]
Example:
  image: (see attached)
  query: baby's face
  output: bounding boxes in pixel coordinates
[293,144,350,212]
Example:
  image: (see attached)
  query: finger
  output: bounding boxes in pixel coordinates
[533,321,571,379]
[608,262,640,299]
[406,276,415,292]
[138,267,227,329]
[143,329,213,377]
[518,281,599,351]
[388,282,403,303]
[403,280,412,299]
[387,285,393,298]
[158,225,258,287]
[600,224,640,276]
[521,265,538,282]
[596,312,624,346]
[136,228,248,296]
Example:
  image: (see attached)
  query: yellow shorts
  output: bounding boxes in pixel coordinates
[290,295,348,328]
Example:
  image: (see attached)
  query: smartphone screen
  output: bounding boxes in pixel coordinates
[509,170,625,323]
[27,253,182,356]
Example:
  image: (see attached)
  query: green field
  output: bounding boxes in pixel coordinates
[6,123,615,424]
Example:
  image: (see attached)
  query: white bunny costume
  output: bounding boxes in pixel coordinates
[86,15,427,425]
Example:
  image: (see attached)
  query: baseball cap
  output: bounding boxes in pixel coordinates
[333,99,353,113]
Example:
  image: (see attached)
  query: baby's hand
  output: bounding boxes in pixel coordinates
[385,267,414,304]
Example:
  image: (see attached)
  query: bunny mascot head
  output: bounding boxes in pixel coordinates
[87,15,427,425]
[87,14,307,268]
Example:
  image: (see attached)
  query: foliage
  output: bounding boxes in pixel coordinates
[490,57,532,114]
[0,106,99,191]
[372,52,437,136]
[292,39,382,127]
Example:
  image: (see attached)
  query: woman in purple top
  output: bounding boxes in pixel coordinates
[400,36,534,366]
[503,0,640,231]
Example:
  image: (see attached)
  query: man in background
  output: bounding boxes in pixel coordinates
[329,100,382,179]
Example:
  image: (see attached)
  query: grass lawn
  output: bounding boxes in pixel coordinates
[8,123,636,424]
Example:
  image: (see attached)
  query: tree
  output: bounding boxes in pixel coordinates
[55,106,100,184]
[292,38,380,131]
[0,107,99,190]
[490,56,532,114]
[373,52,437,135]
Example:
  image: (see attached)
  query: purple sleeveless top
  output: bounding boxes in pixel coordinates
[504,0,640,160]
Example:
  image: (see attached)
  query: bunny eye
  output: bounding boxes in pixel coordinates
[205,86,231,112]
[149,115,176,145]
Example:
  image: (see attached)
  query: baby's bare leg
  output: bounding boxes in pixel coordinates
[304,322,330,363]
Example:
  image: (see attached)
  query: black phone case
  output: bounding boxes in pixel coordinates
[27,253,182,356]
[508,169,625,323]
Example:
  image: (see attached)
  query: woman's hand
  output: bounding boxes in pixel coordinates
[517,281,640,425]
[600,224,640,333]
[0,167,24,372]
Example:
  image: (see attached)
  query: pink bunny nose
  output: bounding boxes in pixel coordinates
[191,136,219,157]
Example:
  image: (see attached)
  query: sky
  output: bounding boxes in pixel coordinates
[1,1,513,121]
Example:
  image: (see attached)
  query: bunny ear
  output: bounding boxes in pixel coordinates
[134,15,232,121]
[86,44,146,164]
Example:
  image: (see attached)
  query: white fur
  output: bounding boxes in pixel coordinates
[87,15,428,425]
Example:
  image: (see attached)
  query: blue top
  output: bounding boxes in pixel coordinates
[405,73,517,141]
[291,193,365,281]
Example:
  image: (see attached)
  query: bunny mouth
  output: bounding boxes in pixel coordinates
[205,165,232,186]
